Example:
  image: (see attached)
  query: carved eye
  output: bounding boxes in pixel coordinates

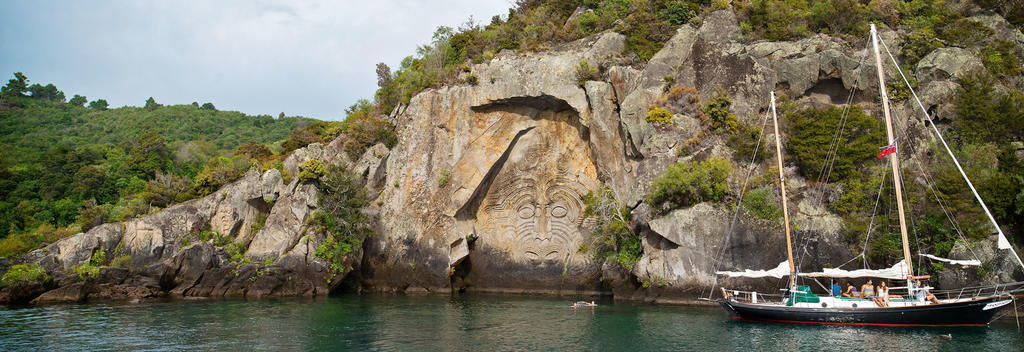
[518,206,535,219]
[550,205,568,218]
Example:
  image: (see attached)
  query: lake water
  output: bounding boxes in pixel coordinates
[1,294,1022,351]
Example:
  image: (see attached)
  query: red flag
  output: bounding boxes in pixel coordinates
[877,141,897,158]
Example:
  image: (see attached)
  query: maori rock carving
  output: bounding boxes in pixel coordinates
[476,117,597,266]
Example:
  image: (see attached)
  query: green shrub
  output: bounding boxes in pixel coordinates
[212,231,232,247]
[645,107,674,125]
[953,72,1023,144]
[784,105,884,181]
[982,40,1022,78]
[742,187,782,221]
[72,262,100,280]
[703,95,738,133]
[309,163,374,278]
[729,123,766,163]
[0,264,50,287]
[338,100,398,160]
[575,60,599,87]
[438,169,451,187]
[191,156,253,197]
[226,241,250,264]
[110,255,133,270]
[582,187,642,270]
[179,237,191,247]
[197,229,213,242]
[298,159,326,184]
[647,157,732,214]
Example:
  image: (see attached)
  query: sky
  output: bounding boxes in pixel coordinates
[0,0,513,121]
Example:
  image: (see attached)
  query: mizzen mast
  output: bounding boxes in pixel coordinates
[871,24,914,277]
[769,92,797,289]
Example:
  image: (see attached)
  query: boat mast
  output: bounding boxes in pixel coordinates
[871,24,914,277]
[769,92,797,289]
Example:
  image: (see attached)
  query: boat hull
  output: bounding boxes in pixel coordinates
[718,297,1011,327]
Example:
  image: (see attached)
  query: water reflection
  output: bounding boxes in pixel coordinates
[1,294,1021,351]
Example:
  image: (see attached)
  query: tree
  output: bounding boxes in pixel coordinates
[235,142,272,161]
[200,102,216,110]
[69,94,87,106]
[88,99,109,110]
[376,62,392,88]
[28,83,64,102]
[144,97,161,111]
[126,131,169,176]
[1,72,28,98]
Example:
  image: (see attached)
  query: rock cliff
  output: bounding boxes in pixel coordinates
[4,10,1022,305]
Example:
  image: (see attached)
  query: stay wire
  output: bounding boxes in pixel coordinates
[705,107,772,299]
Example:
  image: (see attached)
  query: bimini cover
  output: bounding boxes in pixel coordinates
[919,254,980,266]
[799,261,909,280]
[716,261,790,279]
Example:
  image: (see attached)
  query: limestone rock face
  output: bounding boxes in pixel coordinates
[916,47,984,82]
[10,142,352,303]
[8,11,1020,304]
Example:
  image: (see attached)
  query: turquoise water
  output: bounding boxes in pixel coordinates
[1,294,1022,351]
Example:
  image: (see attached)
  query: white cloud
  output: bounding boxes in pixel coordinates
[0,0,512,120]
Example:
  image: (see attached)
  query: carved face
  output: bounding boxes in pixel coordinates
[505,182,585,263]
[478,130,593,266]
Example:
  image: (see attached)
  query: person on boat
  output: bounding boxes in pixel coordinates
[912,280,941,305]
[873,281,890,307]
[861,280,875,299]
[831,282,842,297]
[842,282,859,297]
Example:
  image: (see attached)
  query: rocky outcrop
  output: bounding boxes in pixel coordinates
[5,9,1021,305]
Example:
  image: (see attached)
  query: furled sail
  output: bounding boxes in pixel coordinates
[716,261,790,279]
[798,262,908,280]
[919,254,981,266]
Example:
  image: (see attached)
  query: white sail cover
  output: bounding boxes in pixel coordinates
[798,262,908,280]
[716,261,790,279]
[919,254,981,266]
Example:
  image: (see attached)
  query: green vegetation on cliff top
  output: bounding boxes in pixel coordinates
[0,73,396,259]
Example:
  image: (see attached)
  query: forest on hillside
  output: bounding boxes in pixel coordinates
[0,72,396,259]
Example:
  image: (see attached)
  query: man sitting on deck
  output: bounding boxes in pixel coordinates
[831,282,842,297]
[861,280,876,299]
[842,282,859,298]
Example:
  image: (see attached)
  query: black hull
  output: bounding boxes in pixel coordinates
[718,297,1010,327]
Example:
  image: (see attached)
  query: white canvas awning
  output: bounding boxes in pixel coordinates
[716,261,790,279]
[798,262,908,280]
[919,254,981,266]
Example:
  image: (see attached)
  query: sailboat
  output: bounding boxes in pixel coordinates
[714,24,1023,327]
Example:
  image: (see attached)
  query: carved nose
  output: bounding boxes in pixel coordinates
[535,204,551,241]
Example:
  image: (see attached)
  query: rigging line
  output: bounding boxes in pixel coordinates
[793,38,873,272]
[863,167,888,270]
[878,35,1024,272]
[889,105,983,263]
[705,106,772,299]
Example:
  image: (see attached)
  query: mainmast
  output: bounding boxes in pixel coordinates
[871,24,914,277]
[769,92,797,289]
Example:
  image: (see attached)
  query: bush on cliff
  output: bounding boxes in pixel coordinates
[309,163,374,278]
[0,264,50,287]
[784,105,884,182]
[741,186,781,221]
[582,187,642,270]
[647,157,732,214]
[298,159,326,184]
